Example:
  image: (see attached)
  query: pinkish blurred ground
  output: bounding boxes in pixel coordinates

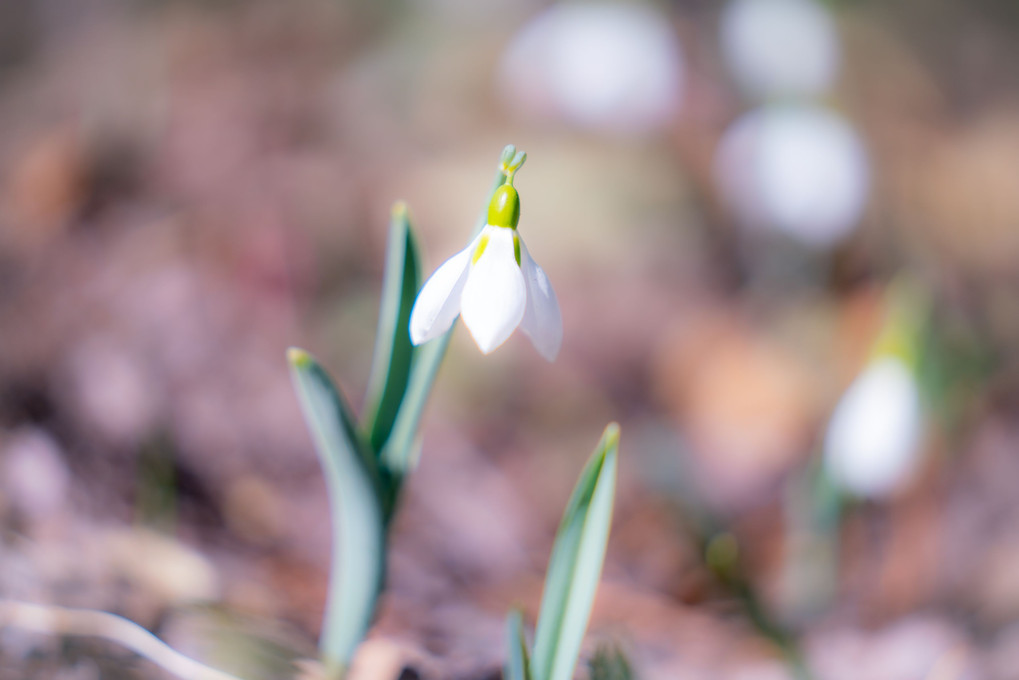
[2,1,1019,679]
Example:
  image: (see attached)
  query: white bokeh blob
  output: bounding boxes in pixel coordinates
[714,104,870,249]
[720,0,839,98]
[824,358,923,499]
[499,4,684,135]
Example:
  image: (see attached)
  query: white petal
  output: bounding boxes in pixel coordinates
[409,236,478,345]
[823,357,922,498]
[460,227,526,354]
[518,240,563,361]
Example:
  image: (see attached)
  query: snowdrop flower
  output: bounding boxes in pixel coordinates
[714,104,870,249]
[498,3,684,135]
[720,0,839,98]
[409,161,562,361]
[824,357,922,499]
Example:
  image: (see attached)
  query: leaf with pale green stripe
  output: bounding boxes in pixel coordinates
[287,348,385,677]
[380,144,525,474]
[504,610,532,680]
[531,423,619,680]
[362,202,421,456]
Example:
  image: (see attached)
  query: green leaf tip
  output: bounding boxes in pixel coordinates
[363,204,421,460]
[287,346,313,368]
[287,347,386,669]
[505,609,532,680]
[531,423,619,680]
[602,423,620,451]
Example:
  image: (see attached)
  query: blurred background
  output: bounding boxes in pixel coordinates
[1,0,1019,677]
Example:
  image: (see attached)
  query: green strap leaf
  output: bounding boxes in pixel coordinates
[380,145,523,475]
[504,610,532,680]
[362,202,421,455]
[531,424,619,680]
[287,348,385,677]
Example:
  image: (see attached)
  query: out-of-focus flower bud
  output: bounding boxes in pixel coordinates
[824,356,922,499]
[498,4,684,135]
[714,104,870,249]
[720,0,839,98]
[824,286,926,499]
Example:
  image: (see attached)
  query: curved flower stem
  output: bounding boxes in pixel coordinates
[0,599,247,680]
[701,533,814,680]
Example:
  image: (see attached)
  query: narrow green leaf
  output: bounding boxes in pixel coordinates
[531,424,619,680]
[504,610,532,680]
[362,202,421,454]
[380,146,521,474]
[287,348,385,676]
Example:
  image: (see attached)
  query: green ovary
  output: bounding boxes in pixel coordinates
[487,185,520,229]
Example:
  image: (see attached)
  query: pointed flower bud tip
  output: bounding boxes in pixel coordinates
[287,347,312,367]
[604,422,621,448]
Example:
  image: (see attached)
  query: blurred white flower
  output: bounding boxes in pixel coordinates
[2,428,70,522]
[714,104,869,249]
[410,183,562,360]
[498,3,684,135]
[824,357,922,498]
[720,0,839,98]
[66,336,158,445]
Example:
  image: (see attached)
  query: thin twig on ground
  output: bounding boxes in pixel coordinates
[0,599,247,680]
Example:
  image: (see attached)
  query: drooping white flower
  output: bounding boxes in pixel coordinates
[498,3,685,135]
[409,179,562,361]
[714,104,870,249]
[720,0,839,99]
[823,357,922,499]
